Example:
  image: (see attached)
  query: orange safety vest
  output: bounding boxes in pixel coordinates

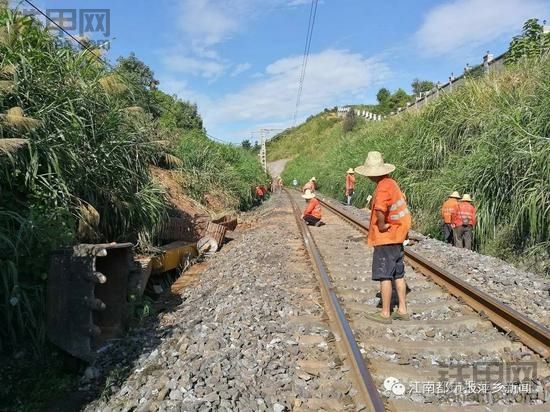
[368,177,411,246]
[345,174,355,192]
[452,202,476,227]
[441,198,458,224]
[304,198,322,219]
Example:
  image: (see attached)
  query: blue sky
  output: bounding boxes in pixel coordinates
[12,0,550,142]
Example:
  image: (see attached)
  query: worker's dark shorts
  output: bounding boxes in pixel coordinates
[372,244,405,281]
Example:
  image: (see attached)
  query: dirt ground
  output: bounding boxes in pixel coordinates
[267,158,291,178]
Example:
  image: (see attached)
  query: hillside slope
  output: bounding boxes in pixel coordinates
[268,59,550,275]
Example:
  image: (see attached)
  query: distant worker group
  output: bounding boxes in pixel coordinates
[441,191,477,250]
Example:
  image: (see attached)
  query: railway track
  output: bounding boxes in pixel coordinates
[285,189,549,411]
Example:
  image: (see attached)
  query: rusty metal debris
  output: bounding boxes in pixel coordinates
[47,242,134,361]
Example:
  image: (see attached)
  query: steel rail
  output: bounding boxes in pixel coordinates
[315,195,550,359]
[284,189,385,412]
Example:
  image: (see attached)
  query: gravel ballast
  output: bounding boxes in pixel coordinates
[83,194,356,412]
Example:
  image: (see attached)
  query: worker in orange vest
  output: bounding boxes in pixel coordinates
[441,191,461,244]
[355,151,411,324]
[301,189,323,226]
[451,194,476,250]
[345,168,355,206]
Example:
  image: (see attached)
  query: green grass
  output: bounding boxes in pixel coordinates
[271,58,550,275]
[177,129,267,211]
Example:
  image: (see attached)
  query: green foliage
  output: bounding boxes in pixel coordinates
[116,52,158,90]
[241,139,252,150]
[411,78,435,95]
[0,9,171,354]
[373,87,413,114]
[154,90,203,132]
[507,18,550,64]
[275,58,550,275]
[376,88,390,104]
[0,7,262,356]
[177,130,267,211]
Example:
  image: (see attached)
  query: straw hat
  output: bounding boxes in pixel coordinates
[310,177,316,181]
[449,191,461,199]
[302,189,316,199]
[354,151,395,177]
[346,168,354,174]
[460,194,473,202]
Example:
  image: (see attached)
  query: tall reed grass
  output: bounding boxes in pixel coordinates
[0,7,265,355]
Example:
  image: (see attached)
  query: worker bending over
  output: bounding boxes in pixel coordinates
[355,151,411,324]
[452,194,476,250]
[345,168,355,206]
[441,191,460,244]
[302,177,316,193]
[301,189,323,226]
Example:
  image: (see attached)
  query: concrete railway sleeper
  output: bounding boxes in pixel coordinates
[285,189,549,411]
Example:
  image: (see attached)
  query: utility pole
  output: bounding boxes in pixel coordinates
[259,129,267,174]
[253,128,283,175]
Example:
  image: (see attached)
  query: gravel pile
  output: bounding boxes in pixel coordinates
[408,238,550,328]
[83,195,356,412]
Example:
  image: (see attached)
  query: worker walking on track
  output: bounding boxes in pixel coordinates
[277,176,284,193]
[301,189,323,226]
[345,168,355,206]
[355,151,411,324]
[441,191,461,244]
[452,194,476,250]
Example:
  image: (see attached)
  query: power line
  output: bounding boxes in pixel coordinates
[292,0,318,126]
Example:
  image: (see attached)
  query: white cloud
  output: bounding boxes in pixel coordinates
[178,0,241,49]
[206,49,389,130]
[161,54,227,78]
[415,0,550,55]
[231,62,252,77]
[163,0,315,80]
[177,0,314,50]
[161,49,389,141]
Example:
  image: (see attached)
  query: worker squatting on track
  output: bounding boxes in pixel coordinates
[440,191,477,250]
[301,189,323,227]
[345,168,355,206]
[355,151,412,324]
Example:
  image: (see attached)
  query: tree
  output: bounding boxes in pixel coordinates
[507,18,550,64]
[411,78,435,95]
[116,52,158,90]
[154,90,203,131]
[376,88,391,104]
[115,53,161,117]
[241,139,252,150]
[390,88,412,110]
[253,141,260,151]
[342,108,356,133]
